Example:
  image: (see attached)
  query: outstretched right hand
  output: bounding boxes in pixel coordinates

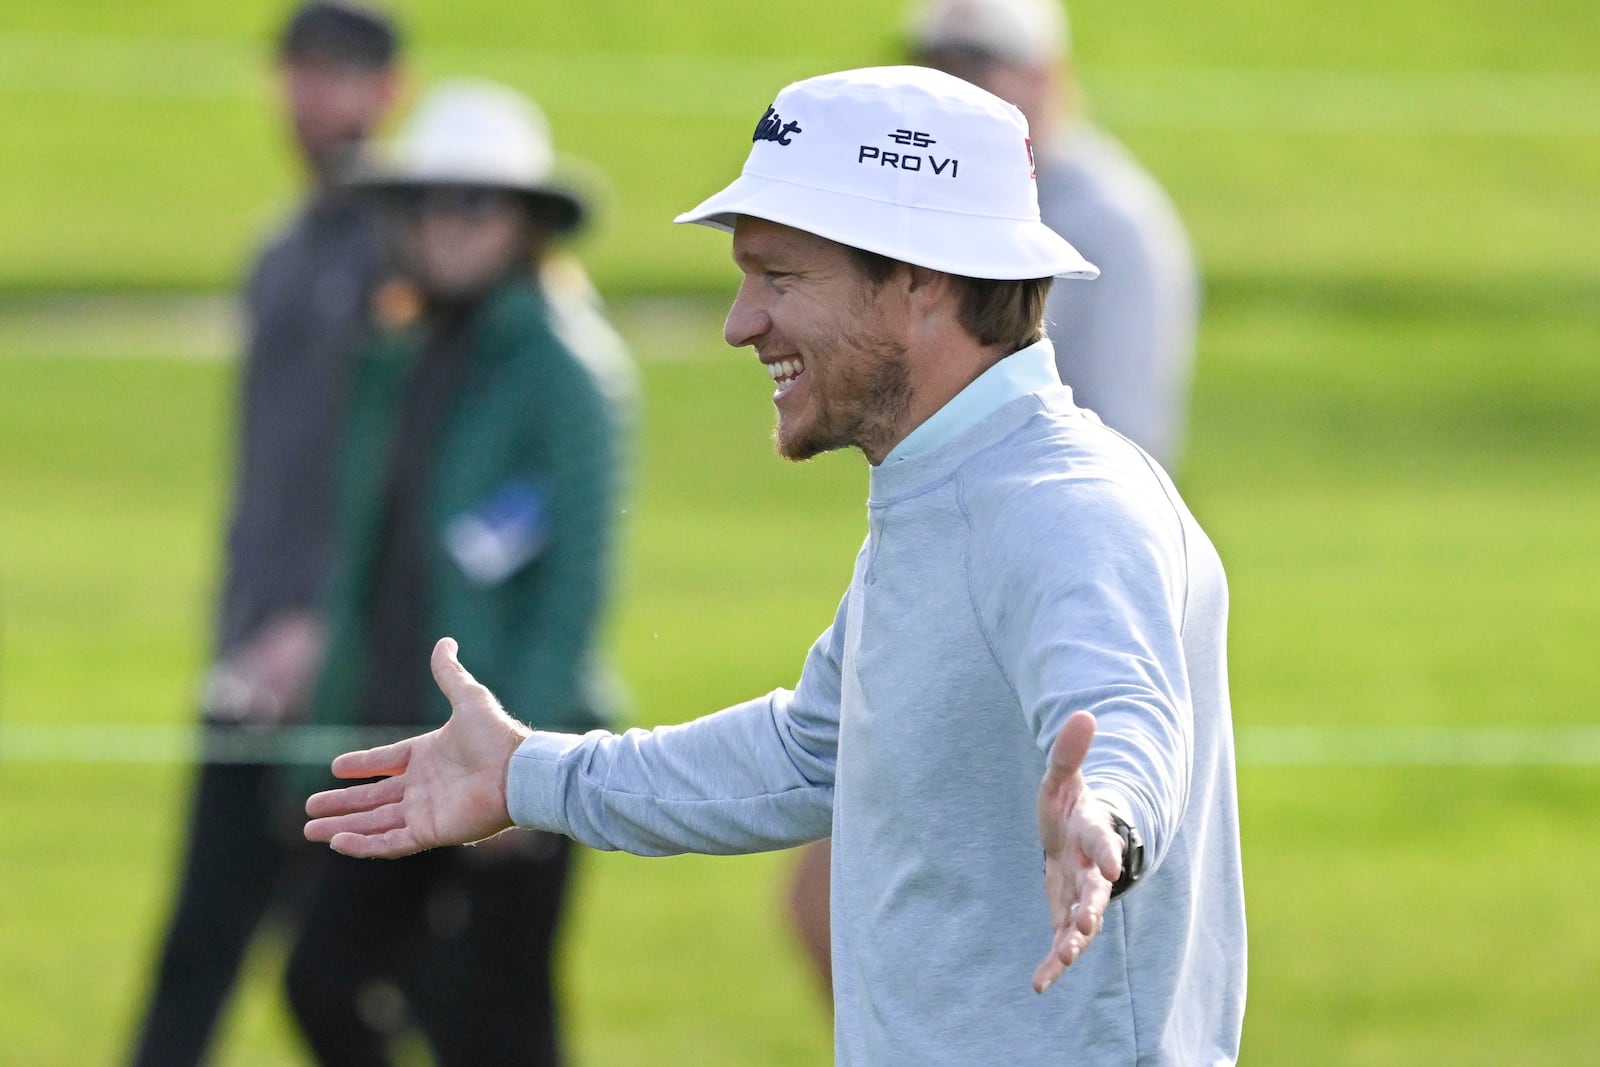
[304,637,531,858]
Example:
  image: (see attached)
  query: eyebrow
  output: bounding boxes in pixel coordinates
[733,241,784,272]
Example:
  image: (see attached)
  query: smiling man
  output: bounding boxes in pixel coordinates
[304,66,1246,1065]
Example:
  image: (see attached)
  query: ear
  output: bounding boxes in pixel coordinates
[377,66,405,110]
[904,263,951,298]
[902,264,958,321]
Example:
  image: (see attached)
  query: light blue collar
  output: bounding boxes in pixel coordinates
[883,339,1061,465]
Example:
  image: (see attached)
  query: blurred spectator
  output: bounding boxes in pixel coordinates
[282,80,635,1065]
[912,0,1200,468]
[784,0,1202,1000]
[127,4,401,1064]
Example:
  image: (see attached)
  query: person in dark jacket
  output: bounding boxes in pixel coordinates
[128,5,401,1064]
[282,79,635,1067]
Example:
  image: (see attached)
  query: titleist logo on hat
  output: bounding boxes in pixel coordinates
[676,66,1098,281]
[752,107,803,145]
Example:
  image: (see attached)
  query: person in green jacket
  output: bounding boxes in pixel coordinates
[283,80,635,1067]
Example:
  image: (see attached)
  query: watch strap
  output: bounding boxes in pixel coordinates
[1107,810,1145,899]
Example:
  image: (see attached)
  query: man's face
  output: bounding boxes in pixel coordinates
[279,57,397,180]
[724,216,914,464]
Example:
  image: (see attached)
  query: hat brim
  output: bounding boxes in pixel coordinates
[674,172,1098,281]
[351,167,589,236]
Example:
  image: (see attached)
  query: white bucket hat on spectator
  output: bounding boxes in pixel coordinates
[674,66,1097,281]
[355,79,588,233]
[905,0,1069,66]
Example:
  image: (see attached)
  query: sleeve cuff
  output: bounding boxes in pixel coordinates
[506,730,593,833]
[1092,787,1135,826]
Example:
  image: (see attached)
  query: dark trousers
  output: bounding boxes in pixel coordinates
[285,831,573,1067]
[128,759,310,1067]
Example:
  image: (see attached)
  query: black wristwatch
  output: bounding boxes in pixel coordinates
[1107,810,1145,900]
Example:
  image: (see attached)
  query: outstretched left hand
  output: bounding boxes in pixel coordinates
[304,638,530,858]
[1033,710,1125,994]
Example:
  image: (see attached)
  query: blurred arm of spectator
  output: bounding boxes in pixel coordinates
[126,6,403,1066]
[200,610,327,725]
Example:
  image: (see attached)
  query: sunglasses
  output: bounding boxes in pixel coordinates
[401,186,517,222]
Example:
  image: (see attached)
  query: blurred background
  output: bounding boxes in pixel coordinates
[1,1,1597,1063]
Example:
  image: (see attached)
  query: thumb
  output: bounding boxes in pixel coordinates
[1046,710,1097,785]
[430,636,478,706]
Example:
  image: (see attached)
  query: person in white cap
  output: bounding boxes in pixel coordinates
[786,0,1204,997]
[283,79,635,1066]
[304,66,1244,1065]
[909,0,1199,468]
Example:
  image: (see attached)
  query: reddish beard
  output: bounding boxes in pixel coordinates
[776,329,913,463]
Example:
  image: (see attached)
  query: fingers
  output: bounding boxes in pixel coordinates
[1060,837,1115,937]
[1035,840,1114,995]
[328,826,423,860]
[329,737,414,780]
[1034,901,1106,994]
[1085,823,1124,883]
[305,775,404,819]
[1073,883,1110,938]
[1033,954,1064,994]
[304,802,406,844]
[1032,926,1080,993]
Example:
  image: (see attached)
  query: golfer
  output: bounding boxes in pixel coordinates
[306,65,1246,1065]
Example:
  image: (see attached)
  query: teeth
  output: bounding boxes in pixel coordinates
[766,357,804,382]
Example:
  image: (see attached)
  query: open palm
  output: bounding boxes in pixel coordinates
[1033,710,1125,993]
[304,638,531,858]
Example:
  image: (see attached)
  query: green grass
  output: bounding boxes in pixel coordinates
[4,280,1599,1064]
[2,1,1598,291]
[3,0,1600,1062]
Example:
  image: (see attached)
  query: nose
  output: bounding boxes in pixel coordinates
[722,275,770,349]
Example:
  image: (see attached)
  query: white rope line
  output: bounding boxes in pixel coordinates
[3,723,1599,767]
[1235,725,1600,767]
[0,724,419,766]
[0,31,1596,136]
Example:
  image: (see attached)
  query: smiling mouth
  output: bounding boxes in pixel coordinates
[766,357,805,396]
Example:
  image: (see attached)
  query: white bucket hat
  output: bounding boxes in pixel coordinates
[906,0,1069,66]
[674,65,1096,281]
[354,79,588,233]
